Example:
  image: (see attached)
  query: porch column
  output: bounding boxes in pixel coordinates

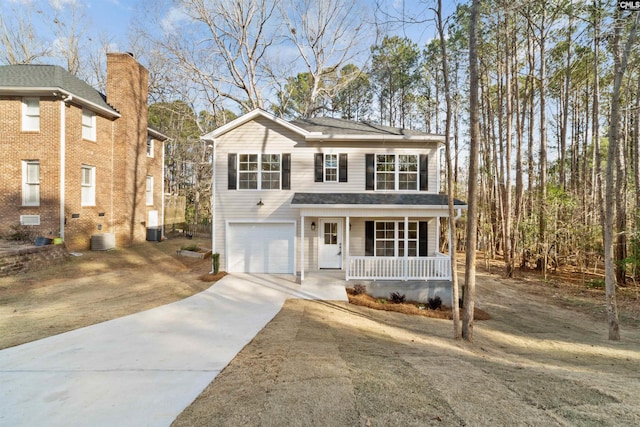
[345,215,350,281]
[436,216,441,254]
[300,215,305,282]
[404,216,409,281]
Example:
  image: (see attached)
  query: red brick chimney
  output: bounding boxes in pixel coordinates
[106,52,150,246]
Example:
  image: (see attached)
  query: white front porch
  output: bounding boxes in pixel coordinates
[297,208,457,283]
[346,252,451,281]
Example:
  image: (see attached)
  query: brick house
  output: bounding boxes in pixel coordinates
[0,53,167,250]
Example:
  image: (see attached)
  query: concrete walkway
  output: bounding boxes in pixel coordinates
[0,274,347,427]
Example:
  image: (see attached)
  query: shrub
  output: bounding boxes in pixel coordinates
[389,292,406,304]
[352,284,367,295]
[6,224,37,243]
[427,296,442,310]
[586,279,606,289]
[377,298,388,304]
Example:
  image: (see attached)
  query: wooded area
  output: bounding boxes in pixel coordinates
[2,0,639,340]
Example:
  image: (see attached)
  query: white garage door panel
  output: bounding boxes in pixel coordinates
[227,223,295,273]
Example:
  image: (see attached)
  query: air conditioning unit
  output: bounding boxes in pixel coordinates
[91,233,116,251]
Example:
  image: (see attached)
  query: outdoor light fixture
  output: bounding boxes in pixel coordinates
[256,199,264,206]
[311,222,316,230]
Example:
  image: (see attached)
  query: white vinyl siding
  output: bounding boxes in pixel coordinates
[82,108,96,141]
[22,160,40,206]
[22,97,40,131]
[213,116,441,272]
[146,176,154,205]
[81,165,96,206]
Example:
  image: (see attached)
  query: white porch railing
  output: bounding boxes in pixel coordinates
[346,255,452,281]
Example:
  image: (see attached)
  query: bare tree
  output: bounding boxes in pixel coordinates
[603,9,639,341]
[0,6,49,64]
[463,0,481,342]
[280,0,370,118]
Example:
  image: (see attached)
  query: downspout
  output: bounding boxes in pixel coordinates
[161,139,165,238]
[210,139,216,273]
[59,100,66,240]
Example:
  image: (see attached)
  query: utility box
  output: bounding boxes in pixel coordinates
[146,227,162,242]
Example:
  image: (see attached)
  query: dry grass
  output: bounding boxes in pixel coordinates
[346,290,491,320]
[198,271,227,282]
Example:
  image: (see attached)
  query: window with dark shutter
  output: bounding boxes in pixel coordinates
[365,221,375,256]
[314,153,323,182]
[282,153,291,190]
[228,153,237,190]
[419,154,428,191]
[339,153,348,182]
[419,221,428,256]
[365,154,374,190]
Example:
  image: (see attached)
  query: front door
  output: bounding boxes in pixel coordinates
[318,219,342,269]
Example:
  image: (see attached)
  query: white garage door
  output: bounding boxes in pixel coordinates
[227,222,295,274]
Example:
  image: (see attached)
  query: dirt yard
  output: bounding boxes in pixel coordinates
[1,244,640,425]
[0,234,217,350]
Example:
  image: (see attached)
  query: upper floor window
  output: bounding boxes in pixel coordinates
[81,165,96,206]
[146,176,154,205]
[375,154,418,191]
[82,108,96,141]
[324,154,338,182]
[22,97,40,131]
[147,137,154,157]
[314,153,347,183]
[22,160,40,206]
[228,153,290,191]
[238,154,281,190]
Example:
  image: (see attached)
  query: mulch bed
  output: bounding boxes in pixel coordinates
[347,291,491,320]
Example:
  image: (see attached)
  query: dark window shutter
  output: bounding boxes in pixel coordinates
[365,221,375,256]
[365,154,374,190]
[228,153,237,190]
[339,153,348,182]
[419,221,428,256]
[420,154,428,191]
[314,153,323,182]
[281,153,291,190]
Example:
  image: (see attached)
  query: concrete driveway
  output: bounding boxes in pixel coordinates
[0,274,347,427]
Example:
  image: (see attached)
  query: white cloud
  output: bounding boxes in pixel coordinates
[49,0,78,10]
[161,6,189,33]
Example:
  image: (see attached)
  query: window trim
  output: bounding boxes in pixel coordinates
[237,153,282,191]
[147,137,154,158]
[374,220,419,257]
[374,154,419,191]
[82,108,96,141]
[22,97,40,132]
[146,175,154,206]
[324,153,338,182]
[22,160,40,206]
[81,165,96,207]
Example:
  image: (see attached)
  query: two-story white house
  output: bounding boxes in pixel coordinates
[202,109,465,300]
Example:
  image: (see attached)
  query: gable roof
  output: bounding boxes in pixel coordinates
[203,108,443,143]
[0,64,119,118]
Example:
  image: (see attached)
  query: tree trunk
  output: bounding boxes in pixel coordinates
[463,0,481,342]
[435,0,460,338]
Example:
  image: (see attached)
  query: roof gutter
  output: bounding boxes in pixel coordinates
[304,134,445,143]
[0,87,121,119]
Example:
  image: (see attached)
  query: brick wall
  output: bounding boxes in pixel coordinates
[0,96,63,240]
[106,53,163,247]
[0,244,69,277]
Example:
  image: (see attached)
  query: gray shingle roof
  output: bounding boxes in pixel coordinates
[291,192,466,206]
[290,117,435,137]
[0,64,117,114]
